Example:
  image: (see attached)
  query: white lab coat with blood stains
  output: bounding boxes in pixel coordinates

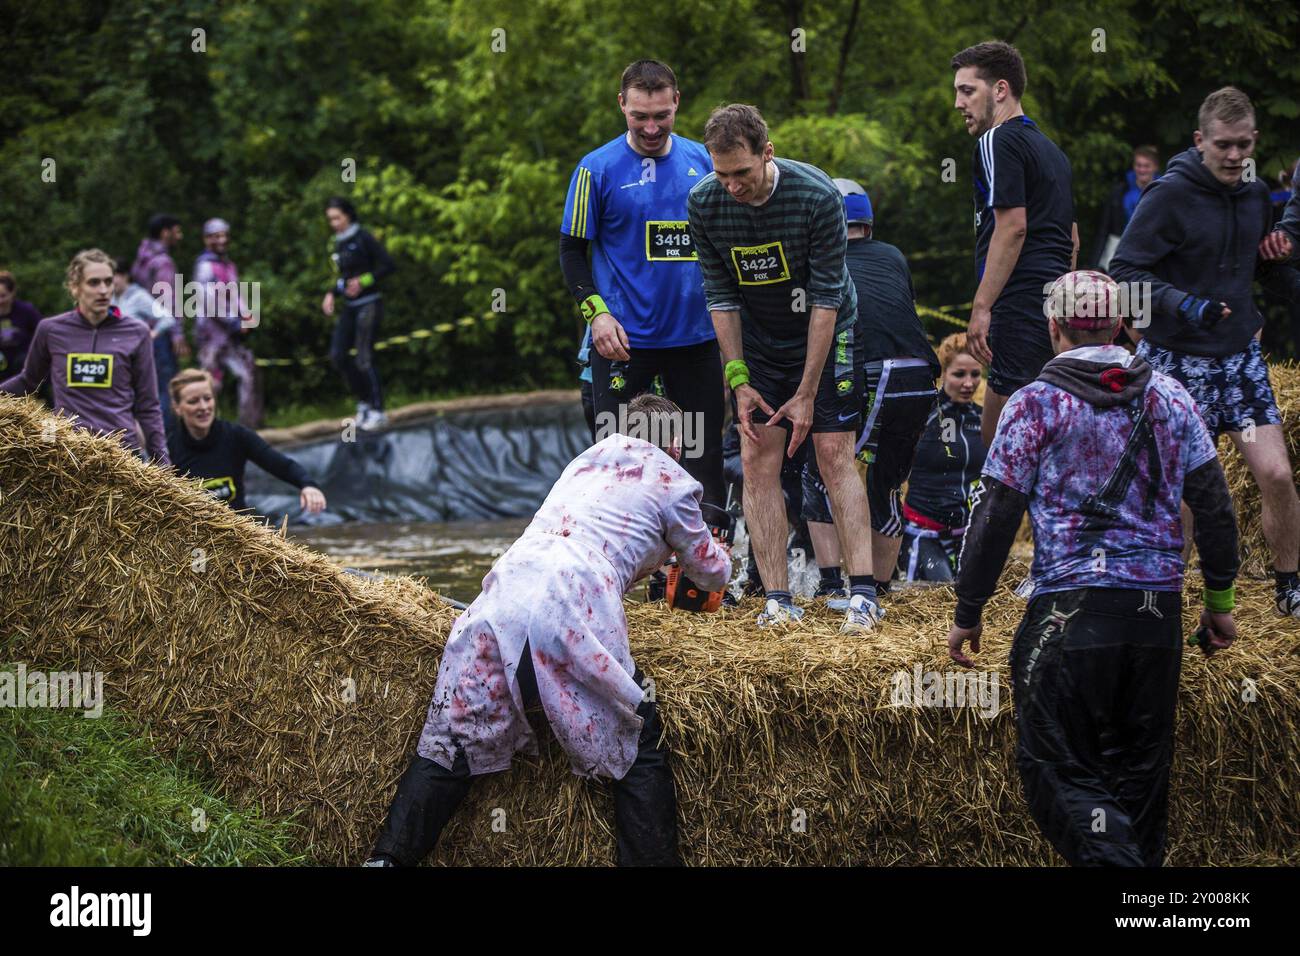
[416,434,732,780]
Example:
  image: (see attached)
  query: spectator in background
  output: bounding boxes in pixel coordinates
[897,333,987,583]
[131,214,188,385]
[194,218,262,428]
[1092,145,1160,273]
[1,249,167,464]
[167,369,325,518]
[1258,159,1300,358]
[0,271,43,379]
[321,197,396,432]
[113,257,176,423]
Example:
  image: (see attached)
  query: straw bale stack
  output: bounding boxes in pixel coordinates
[2,389,1297,866]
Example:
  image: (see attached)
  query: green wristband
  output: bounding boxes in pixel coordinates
[725,360,750,390]
[580,294,610,323]
[1203,585,1235,613]
[359,272,375,288]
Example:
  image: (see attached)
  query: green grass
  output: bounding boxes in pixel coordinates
[0,692,308,866]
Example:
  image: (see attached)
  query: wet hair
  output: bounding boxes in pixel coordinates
[620,60,677,96]
[1198,86,1255,134]
[147,214,181,239]
[703,104,768,157]
[626,393,682,453]
[325,197,358,223]
[0,270,14,293]
[935,332,978,373]
[950,41,1026,101]
[65,249,114,294]
[169,368,215,406]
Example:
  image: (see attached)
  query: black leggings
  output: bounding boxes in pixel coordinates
[371,642,680,866]
[589,339,725,510]
[1010,587,1183,866]
[330,297,384,409]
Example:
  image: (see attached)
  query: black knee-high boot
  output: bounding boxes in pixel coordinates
[611,693,681,866]
[370,748,474,866]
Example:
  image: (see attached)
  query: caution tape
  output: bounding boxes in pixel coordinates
[254,315,494,368]
[915,303,969,330]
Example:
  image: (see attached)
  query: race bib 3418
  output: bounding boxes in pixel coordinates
[645,221,696,261]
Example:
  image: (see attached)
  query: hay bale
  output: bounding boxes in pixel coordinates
[1220,362,1300,577]
[2,393,1298,865]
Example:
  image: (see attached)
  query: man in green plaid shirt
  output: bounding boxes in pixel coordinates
[687,104,881,632]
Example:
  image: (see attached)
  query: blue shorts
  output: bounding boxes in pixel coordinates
[1136,338,1282,439]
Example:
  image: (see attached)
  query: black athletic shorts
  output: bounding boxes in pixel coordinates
[988,288,1053,396]
[738,328,863,434]
[801,359,936,531]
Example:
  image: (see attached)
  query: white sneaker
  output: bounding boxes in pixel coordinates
[757,598,805,628]
[1277,584,1300,618]
[841,593,884,633]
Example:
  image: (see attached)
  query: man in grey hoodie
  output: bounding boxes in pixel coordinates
[1110,86,1300,618]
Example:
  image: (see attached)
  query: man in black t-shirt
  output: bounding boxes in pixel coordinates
[952,40,1078,446]
[802,180,939,599]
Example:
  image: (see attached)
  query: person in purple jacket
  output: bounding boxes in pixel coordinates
[131,213,189,374]
[0,270,43,377]
[1,249,168,464]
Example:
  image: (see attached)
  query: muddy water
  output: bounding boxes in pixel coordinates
[292,518,531,603]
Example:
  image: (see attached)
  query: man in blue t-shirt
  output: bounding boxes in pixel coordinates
[947,271,1240,867]
[558,59,725,510]
[952,41,1078,447]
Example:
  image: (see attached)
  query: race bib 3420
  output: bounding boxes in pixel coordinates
[66,353,113,388]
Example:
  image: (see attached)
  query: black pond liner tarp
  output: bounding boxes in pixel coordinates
[246,400,591,526]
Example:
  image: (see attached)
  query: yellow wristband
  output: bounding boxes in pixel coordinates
[580,294,610,323]
[725,360,750,390]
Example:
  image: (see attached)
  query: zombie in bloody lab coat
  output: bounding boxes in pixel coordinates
[366,393,732,866]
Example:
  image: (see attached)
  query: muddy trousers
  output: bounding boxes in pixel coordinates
[370,644,680,866]
[1010,587,1183,867]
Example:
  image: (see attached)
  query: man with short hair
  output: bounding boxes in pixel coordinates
[131,213,188,377]
[1110,86,1300,617]
[948,270,1240,866]
[801,179,940,602]
[559,59,725,511]
[687,103,880,631]
[951,40,1079,447]
[365,393,730,867]
[1092,145,1160,272]
[194,218,262,429]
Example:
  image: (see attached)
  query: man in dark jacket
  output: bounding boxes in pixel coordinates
[1091,145,1159,272]
[1110,86,1300,618]
[948,270,1240,866]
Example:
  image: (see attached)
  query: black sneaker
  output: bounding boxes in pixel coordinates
[1277,583,1300,619]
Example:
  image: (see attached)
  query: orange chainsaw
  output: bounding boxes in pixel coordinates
[666,504,734,613]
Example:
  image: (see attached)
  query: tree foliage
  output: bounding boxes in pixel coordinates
[2,0,1296,405]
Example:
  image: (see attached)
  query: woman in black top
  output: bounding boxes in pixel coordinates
[898,333,987,582]
[321,197,396,431]
[167,369,326,516]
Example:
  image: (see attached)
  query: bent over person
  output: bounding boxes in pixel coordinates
[948,271,1240,867]
[366,394,731,866]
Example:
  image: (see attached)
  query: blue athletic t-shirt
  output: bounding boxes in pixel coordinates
[561,134,716,349]
[971,115,1074,296]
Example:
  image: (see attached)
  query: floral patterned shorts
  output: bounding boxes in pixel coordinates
[1136,338,1282,439]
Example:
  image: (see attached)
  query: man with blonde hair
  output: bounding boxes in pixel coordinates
[1,249,168,464]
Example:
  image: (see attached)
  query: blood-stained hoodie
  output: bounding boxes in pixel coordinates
[417,434,731,780]
[982,344,1216,597]
[1109,146,1274,357]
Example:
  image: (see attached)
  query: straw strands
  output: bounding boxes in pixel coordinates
[1,380,1297,866]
